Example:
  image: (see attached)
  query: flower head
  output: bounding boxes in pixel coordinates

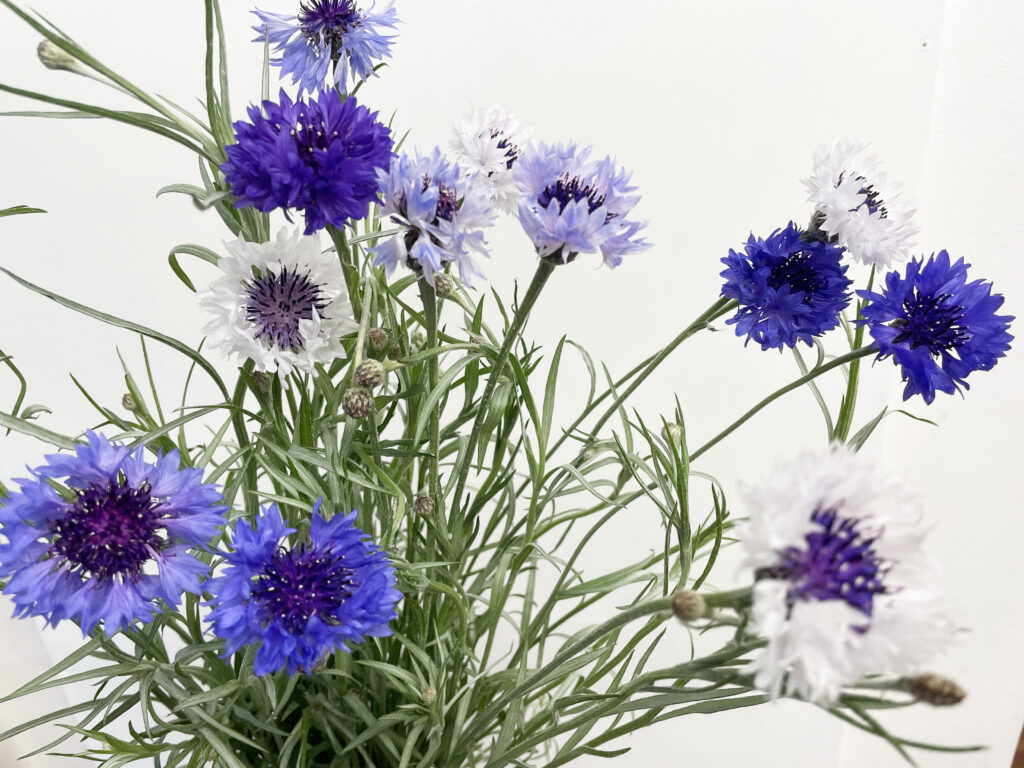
[739,444,950,705]
[0,432,225,635]
[221,89,393,234]
[253,0,399,94]
[513,142,649,266]
[449,106,532,213]
[201,227,358,378]
[720,222,852,350]
[206,503,400,676]
[371,147,495,286]
[859,250,1013,403]
[803,142,917,269]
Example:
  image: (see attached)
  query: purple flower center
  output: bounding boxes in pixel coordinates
[892,290,968,354]
[537,174,605,214]
[51,480,166,580]
[838,172,888,218]
[489,129,520,172]
[756,508,888,618]
[299,0,362,60]
[250,544,357,633]
[767,251,824,302]
[245,265,329,350]
[399,178,458,258]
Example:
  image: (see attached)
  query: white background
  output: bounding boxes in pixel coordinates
[0,1,1021,765]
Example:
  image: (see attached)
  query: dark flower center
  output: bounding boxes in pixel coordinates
[755,507,888,619]
[251,544,357,633]
[489,129,521,172]
[245,265,329,350]
[299,0,362,61]
[892,290,968,354]
[399,178,458,262]
[51,480,165,580]
[537,174,605,214]
[838,172,888,218]
[767,251,823,302]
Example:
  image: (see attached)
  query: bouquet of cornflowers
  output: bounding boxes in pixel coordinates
[0,1,1016,766]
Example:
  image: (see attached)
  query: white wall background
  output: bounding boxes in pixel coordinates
[0,1,1021,765]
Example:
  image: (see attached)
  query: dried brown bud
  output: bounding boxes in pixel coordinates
[121,393,137,412]
[433,274,455,297]
[342,388,374,420]
[367,327,389,351]
[662,422,683,443]
[251,370,273,393]
[354,359,385,389]
[421,686,437,703]
[904,673,965,706]
[414,495,435,518]
[671,590,707,623]
[470,334,485,345]
[388,344,403,361]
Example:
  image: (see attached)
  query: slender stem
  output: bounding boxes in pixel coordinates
[588,296,736,438]
[448,260,556,527]
[834,266,875,442]
[419,279,443,521]
[690,345,879,462]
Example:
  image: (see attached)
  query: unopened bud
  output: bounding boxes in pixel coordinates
[662,422,683,443]
[388,344,402,361]
[470,334,485,345]
[37,40,78,72]
[671,590,707,623]
[367,327,388,351]
[121,393,137,412]
[251,370,273,393]
[904,673,965,706]
[354,359,385,389]
[421,686,437,703]
[342,388,374,420]
[414,495,434,517]
[433,274,455,297]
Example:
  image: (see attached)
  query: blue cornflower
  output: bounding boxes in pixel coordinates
[221,89,393,235]
[206,503,400,676]
[720,222,852,350]
[859,250,1013,404]
[512,141,649,266]
[253,1,399,94]
[0,432,225,635]
[371,148,495,287]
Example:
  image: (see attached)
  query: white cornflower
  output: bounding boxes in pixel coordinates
[738,444,951,705]
[449,106,532,213]
[200,227,357,377]
[803,142,917,269]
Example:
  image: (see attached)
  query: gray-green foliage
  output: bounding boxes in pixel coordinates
[0,2,975,766]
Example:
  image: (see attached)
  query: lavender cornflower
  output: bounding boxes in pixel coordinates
[253,1,399,94]
[0,432,225,635]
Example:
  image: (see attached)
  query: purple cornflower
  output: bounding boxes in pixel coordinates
[859,250,1013,403]
[720,222,852,350]
[0,432,225,635]
[371,147,495,286]
[205,503,400,676]
[253,1,399,94]
[221,89,393,235]
[513,141,649,266]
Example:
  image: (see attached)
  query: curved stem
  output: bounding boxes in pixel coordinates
[690,345,879,462]
[448,260,556,529]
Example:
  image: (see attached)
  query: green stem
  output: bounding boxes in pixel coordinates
[419,279,443,522]
[448,260,556,527]
[690,345,879,462]
[834,267,875,442]
[587,296,736,438]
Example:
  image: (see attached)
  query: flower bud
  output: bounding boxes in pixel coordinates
[37,40,79,72]
[433,274,455,297]
[388,344,402,361]
[414,494,434,518]
[354,359,385,389]
[342,388,374,420]
[251,370,273,393]
[421,686,437,704]
[121,393,137,412]
[367,327,389,352]
[904,673,965,706]
[671,590,707,623]
[662,422,683,444]
[470,334,485,345]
